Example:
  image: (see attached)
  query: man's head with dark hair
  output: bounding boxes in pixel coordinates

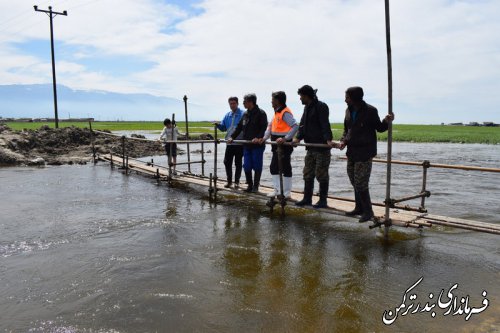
[228,96,239,112]
[163,118,171,126]
[345,86,364,102]
[271,91,287,107]
[297,85,317,98]
[243,93,257,104]
[243,93,257,109]
[297,85,317,105]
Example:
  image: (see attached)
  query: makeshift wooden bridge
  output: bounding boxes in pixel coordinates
[91,129,500,237]
[87,1,500,237]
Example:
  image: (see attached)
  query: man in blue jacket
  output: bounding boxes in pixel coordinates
[215,97,244,188]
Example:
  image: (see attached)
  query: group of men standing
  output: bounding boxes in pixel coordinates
[216,85,394,223]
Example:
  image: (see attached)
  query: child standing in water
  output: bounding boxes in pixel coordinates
[159,118,181,174]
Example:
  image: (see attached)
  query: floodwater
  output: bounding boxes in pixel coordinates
[1,142,499,332]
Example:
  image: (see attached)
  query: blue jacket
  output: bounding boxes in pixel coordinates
[217,108,244,143]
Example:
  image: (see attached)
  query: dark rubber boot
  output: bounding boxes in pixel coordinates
[224,163,232,187]
[235,166,242,186]
[252,170,262,193]
[358,190,374,223]
[313,181,329,209]
[295,179,314,206]
[244,171,253,192]
[346,190,363,216]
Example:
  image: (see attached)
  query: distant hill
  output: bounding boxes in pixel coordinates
[0,84,208,121]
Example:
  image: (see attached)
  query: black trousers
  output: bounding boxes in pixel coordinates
[269,144,293,177]
[224,145,243,183]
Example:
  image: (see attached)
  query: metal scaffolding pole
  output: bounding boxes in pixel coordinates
[384,0,395,236]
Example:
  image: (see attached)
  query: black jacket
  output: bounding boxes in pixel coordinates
[231,105,268,147]
[296,99,333,151]
[341,101,389,162]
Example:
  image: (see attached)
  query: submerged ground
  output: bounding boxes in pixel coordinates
[0,140,499,332]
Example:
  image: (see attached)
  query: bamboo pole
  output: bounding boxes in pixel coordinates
[201,142,205,177]
[277,144,286,215]
[168,113,175,181]
[183,95,191,173]
[170,160,205,166]
[384,0,394,236]
[425,220,500,235]
[339,156,500,173]
[391,191,430,204]
[421,161,429,209]
[213,125,218,200]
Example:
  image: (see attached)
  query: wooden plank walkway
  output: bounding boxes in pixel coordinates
[99,154,500,235]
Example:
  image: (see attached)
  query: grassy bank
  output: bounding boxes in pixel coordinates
[4,121,500,144]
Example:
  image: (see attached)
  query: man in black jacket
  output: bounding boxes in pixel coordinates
[228,94,268,192]
[339,86,394,222]
[293,85,334,208]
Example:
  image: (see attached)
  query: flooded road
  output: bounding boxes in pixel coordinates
[0,142,499,332]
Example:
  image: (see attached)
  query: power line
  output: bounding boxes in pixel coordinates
[0,0,55,29]
[34,5,68,129]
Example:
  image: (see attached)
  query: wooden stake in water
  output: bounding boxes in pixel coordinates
[89,120,96,164]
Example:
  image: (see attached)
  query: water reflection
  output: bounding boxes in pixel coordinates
[1,163,498,332]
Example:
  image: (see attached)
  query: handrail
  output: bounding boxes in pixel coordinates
[93,130,500,173]
[338,156,500,173]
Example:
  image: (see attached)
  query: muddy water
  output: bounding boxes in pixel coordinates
[0,142,499,332]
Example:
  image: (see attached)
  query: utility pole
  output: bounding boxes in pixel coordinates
[34,5,67,129]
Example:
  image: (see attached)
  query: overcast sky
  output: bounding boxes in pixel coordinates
[0,0,499,123]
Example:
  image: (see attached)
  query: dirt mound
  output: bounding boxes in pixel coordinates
[0,124,164,166]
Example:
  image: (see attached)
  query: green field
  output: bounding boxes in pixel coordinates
[3,121,500,144]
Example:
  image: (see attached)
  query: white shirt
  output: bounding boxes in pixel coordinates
[159,126,180,142]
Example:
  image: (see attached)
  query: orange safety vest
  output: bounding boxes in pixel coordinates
[271,107,293,136]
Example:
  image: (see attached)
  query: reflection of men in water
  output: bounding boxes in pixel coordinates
[228,94,268,193]
[293,85,334,208]
[214,97,244,188]
[339,86,394,222]
[261,91,299,198]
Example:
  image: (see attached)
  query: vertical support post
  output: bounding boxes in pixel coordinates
[209,172,214,200]
[125,155,129,175]
[151,158,154,166]
[277,144,284,198]
[156,168,160,183]
[89,120,96,164]
[277,143,286,216]
[121,135,126,169]
[201,142,205,177]
[213,124,218,200]
[183,95,191,173]
[168,113,175,181]
[383,0,394,237]
[110,152,114,168]
[421,160,429,209]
